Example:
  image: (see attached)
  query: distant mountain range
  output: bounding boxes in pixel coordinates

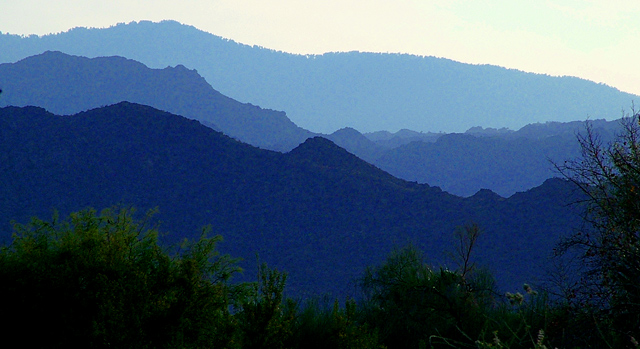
[0,102,586,298]
[0,20,636,134]
[369,119,621,196]
[0,51,624,196]
[0,50,312,151]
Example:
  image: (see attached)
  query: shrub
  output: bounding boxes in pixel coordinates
[0,207,244,348]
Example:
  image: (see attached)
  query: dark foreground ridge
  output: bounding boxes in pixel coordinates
[0,102,584,297]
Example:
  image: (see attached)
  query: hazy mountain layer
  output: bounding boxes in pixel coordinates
[0,20,635,133]
[1,51,625,197]
[0,102,585,297]
[330,119,622,197]
[373,122,613,197]
[0,51,313,151]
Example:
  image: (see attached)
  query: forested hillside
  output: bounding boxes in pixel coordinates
[0,102,585,297]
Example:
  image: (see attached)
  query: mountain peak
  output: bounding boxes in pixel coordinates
[331,127,362,137]
[287,136,379,172]
[288,136,350,158]
[470,188,504,201]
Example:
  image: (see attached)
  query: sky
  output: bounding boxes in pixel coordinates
[1,0,639,96]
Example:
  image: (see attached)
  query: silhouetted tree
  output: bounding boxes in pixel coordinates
[556,107,640,345]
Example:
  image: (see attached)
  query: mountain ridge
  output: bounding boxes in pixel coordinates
[0,102,586,297]
[0,50,313,151]
[0,20,635,133]
[0,50,626,197]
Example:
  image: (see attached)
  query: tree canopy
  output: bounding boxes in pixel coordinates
[0,207,244,348]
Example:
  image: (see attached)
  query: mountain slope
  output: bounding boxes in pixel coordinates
[0,102,585,297]
[374,132,578,197]
[372,119,623,197]
[0,50,313,151]
[0,50,621,196]
[324,128,385,163]
[0,20,635,133]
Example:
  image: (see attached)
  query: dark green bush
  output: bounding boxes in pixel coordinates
[0,208,244,348]
[358,244,497,348]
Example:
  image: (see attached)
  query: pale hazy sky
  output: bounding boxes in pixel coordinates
[2,0,639,96]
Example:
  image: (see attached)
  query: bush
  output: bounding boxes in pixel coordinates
[289,297,383,349]
[237,263,295,349]
[359,244,496,348]
[0,207,245,348]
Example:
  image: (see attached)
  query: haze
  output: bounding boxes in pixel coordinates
[2,1,640,96]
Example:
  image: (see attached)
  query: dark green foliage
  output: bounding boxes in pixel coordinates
[359,244,497,348]
[474,284,554,349]
[354,241,563,348]
[237,263,295,349]
[554,108,640,346]
[236,264,384,349]
[0,207,385,348]
[0,205,619,348]
[0,208,244,348]
[285,297,382,349]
